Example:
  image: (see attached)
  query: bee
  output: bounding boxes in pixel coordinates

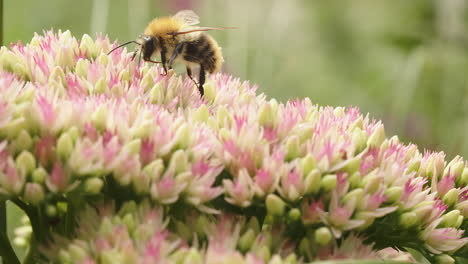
[108,10,233,96]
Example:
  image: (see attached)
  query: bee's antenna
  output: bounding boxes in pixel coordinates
[107,40,141,55]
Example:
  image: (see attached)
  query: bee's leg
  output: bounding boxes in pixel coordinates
[159,39,169,75]
[160,51,169,75]
[169,42,185,68]
[131,50,138,61]
[198,65,206,96]
[186,66,199,87]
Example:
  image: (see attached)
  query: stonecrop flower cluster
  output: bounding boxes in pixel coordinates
[0,30,466,263]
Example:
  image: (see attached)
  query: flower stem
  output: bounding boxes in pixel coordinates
[0,226,20,264]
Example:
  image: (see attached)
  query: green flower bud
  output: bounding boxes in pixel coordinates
[32,167,48,183]
[14,130,33,152]
[441,210,461,228]
[247,217,261,234]
[15,151,36,174]
[50,66,66,85]
[3,118,26,139]
[269,255,283,264]
[192,104,209,123]
[203,82,216,102]
[174,124,190,149]
[56,48,74,69]
[168,150,188,174]
[14,84,35,103]
[99,218,114,236]
[142,159,164,180]
[75,58,89,78]
[57,201,68,214]
[444,156,464,179]
[256,245,271,263]
[301,154,317,176]
[299,237,310,255]
[400,212,417,228]
[266,194,286,216]
[354,211,375,229]
[168,248,188,263]
[80,34,98,58]
[304,169,321,194]
[435,254,454,264]
[297,124,314,143]
[455,215,463,228]
[123,139,141,155]
[68,243,87,261]
[122,213,135,232]
[385,186,403,203]
[285,135,300,161]
[101,249,123,264]
[367,124,385,148]
[258,102,275,127]
[58,249,71,263]
[351,128,367,153]
[264,215,274,225]
[46,205,57,217]
[218,127,231,141]
[140,73,154,92]
[97,53,109,66]
[460,168,468,186]
[348,171,361,188]
[84,178,103,194]
[362,171,381,194]
[67,126,80,142]
[288,208,301,221]
[92,104,107,131]
[16,63,30,80]
[94,78,107,94]
[13,102,30,118]
[320,174,337,191]
[342,188,364,205]
[413,201,435,221]
[216,106,231,127]
[238,228,256,252]
[343,156,361,174]
[133,172,150,194]
[57,132,73,159]
[118,69,130,82]
[149,83,164,104]
[407,159,421,173]
[442,189,459,206]
[314,227,332,245]
[284,253,298,264]
[184,248,203,264]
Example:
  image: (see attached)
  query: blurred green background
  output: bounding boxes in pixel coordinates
[2,0,468,261]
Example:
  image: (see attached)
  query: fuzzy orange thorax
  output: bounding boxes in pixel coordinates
[144,17,185,37]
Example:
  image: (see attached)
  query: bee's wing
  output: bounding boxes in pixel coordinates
[173,10,200,26]
[171,27,236,36]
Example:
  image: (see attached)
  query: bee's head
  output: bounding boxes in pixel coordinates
[141,35,159,61]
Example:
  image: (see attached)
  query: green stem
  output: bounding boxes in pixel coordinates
[0,226,20,264]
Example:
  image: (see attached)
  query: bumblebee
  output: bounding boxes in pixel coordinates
[109,10,232,96]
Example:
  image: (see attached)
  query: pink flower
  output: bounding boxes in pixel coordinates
[421,223,468,254]
[46,162,68,193]
[224,169,254,207]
